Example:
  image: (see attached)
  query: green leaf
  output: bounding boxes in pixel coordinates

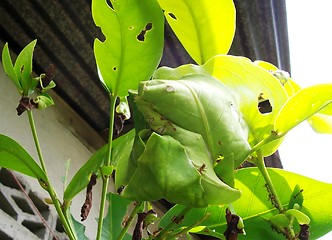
[288,184,303,209]
[274,84,332,135]
[64,129,134,205]
[13,40,38,96]
[0,134,46,182]
[92,0,164,96]
[308,113,332,134]
[101,193,131,240]
[2,43,21,92]
[119,132,241,207]
[136,74,251,165]
[33,93,55,110]
[269,214,290,228]
[159,168,332,239]
[158,0,235,64]
[153,55,289,156]
[286,209,310,225]
[70,214,89,240]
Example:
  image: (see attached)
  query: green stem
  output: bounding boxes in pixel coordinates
[255,151,284,213]
[96,94,117,240]
[155,206,192,240]
[27,111,76,240]
[255,151,296,239]
[117,201,143,240]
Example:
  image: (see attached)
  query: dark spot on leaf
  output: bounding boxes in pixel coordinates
[113,66,117,71]
[128,26,134,30]
[80,174,97,221]
[20,65,24,73]
[218,140,222,146]
[168,12,177,20]
[258,93,272,114]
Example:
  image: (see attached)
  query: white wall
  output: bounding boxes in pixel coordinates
[0,64,105,239]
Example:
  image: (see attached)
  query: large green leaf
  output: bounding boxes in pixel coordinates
[274,84,332,135]
[92,0,164,96]
[100,193,131,240]
[159,168,332,239]
[0,134,46,182]
[13,40,38,96]
[153,55,289,156]
[135,74,251,164]
[158,0,235,64]
[2,43,21,92]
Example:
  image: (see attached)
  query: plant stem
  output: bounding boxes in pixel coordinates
[155,206,192,240]
[117,201,143,240]
[255,151,284,213]
[255,151,296,239]
[27,110,76,240]
[96,94,117,240]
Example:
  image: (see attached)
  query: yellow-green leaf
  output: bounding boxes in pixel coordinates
[274,84,332,135]
[158,0,235,64]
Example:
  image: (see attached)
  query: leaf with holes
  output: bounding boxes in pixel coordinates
[159,168,332,239]
[158,0,235,64]
[0,134,46,182]
[274,84,332,135]
[92,0,164,96]
[70,214,89,240]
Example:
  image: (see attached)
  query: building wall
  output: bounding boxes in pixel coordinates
[0,64,106,239]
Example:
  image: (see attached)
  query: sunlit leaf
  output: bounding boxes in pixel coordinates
[158,0,235,64]
[2,43,21,92]
[308,113,332,134]
[100,193,131,240]
[274,84,332,135]
[159,168,332,239]
[286,209,310,225]
[92,0,164,96]
[0,134,46,182]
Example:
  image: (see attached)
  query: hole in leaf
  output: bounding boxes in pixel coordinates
[128,26,134,30]
[106,0,114,9]
[168,12,177,20]
[258,93,272,114]
[113,66,117,71]
[136,22,153,42]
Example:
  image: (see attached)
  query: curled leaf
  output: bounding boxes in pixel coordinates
[80,173,97,221]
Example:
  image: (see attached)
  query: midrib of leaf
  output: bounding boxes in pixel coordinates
[182,82,214,157]
[114,11,124,96]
